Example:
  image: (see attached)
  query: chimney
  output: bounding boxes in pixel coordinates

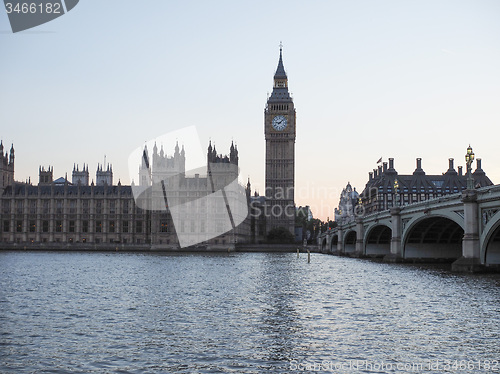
[413,158,425,175]
[378,165,382,175]
[383,162,388,173]
[458,166,463,176]
[373,169,378,178]
[369,172,373,181]
[389,158,394,169]
[445,158,457,175]
[476,158,482,171]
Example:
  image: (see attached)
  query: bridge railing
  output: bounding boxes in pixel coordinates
[323,184,500,238]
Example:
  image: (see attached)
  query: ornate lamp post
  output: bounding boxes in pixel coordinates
[465,145,475,190]
[394,179,399,206]
[355,197,363,217]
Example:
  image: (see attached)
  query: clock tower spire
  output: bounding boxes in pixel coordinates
[264,44,296,235]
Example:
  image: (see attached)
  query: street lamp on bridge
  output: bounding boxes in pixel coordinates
[465,145,475,190]
[355,197,363,217]
[394,179,399,206]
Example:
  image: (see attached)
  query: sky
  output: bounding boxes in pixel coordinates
[1,0,500,221]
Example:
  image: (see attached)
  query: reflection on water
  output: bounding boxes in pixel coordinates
[0,251,499,373]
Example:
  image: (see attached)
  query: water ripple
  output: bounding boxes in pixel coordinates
[0,252,499,373]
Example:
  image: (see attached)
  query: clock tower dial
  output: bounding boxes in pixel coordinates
[272,115,287,131]
[264,45,296,235]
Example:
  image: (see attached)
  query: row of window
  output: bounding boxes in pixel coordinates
[5,219,232,235]
[3,237,145,244]
[1,199,134,215]
[365,192,451,203]
[273,81,287,89]
[1,199,239,215]
[363,191,458,213]
[177,220,226,233]
[267,103,290,111]
[3,220,144,234]
[380,187,461,193]
[2,236,232,245]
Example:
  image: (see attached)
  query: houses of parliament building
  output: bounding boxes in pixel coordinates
[0,140,253,249]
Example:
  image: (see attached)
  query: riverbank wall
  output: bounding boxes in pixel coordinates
[0,242,320,253]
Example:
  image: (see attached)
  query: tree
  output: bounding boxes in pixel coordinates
[267,227,295,244]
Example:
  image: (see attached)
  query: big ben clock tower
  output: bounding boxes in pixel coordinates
[265,45,296,235]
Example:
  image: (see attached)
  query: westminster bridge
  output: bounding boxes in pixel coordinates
[318,185,500,272]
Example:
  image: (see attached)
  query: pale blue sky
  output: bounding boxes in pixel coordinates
[1,0,500,219]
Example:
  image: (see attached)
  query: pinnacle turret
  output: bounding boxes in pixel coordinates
[269,43,291,100]
[9,144,14,166]
[274,44,287,79]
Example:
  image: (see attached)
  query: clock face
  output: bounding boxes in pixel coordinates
[272,115,287,131]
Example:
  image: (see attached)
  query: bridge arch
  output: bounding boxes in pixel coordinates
[403,215,463,260]
[344,230,356,254]
[481,212,500,265]
[364,224,391,256]
[330,234,338,252]
[321,237,327,252]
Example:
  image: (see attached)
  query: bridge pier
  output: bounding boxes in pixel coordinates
[353,218,365,257]
[336,228,344,255]
[384,207,403,262]
[452,190,488,272]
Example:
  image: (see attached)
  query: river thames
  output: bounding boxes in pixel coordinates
[0,251,499,373]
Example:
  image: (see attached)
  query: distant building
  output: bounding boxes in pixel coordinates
[249,192,267,243]
[334,183,360,224]
[295,205,313,243]
[360,157,493,214]
[296,205,312,222]
[53,177,70,185]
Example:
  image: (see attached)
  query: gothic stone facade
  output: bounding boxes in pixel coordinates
[0,142,252,249]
